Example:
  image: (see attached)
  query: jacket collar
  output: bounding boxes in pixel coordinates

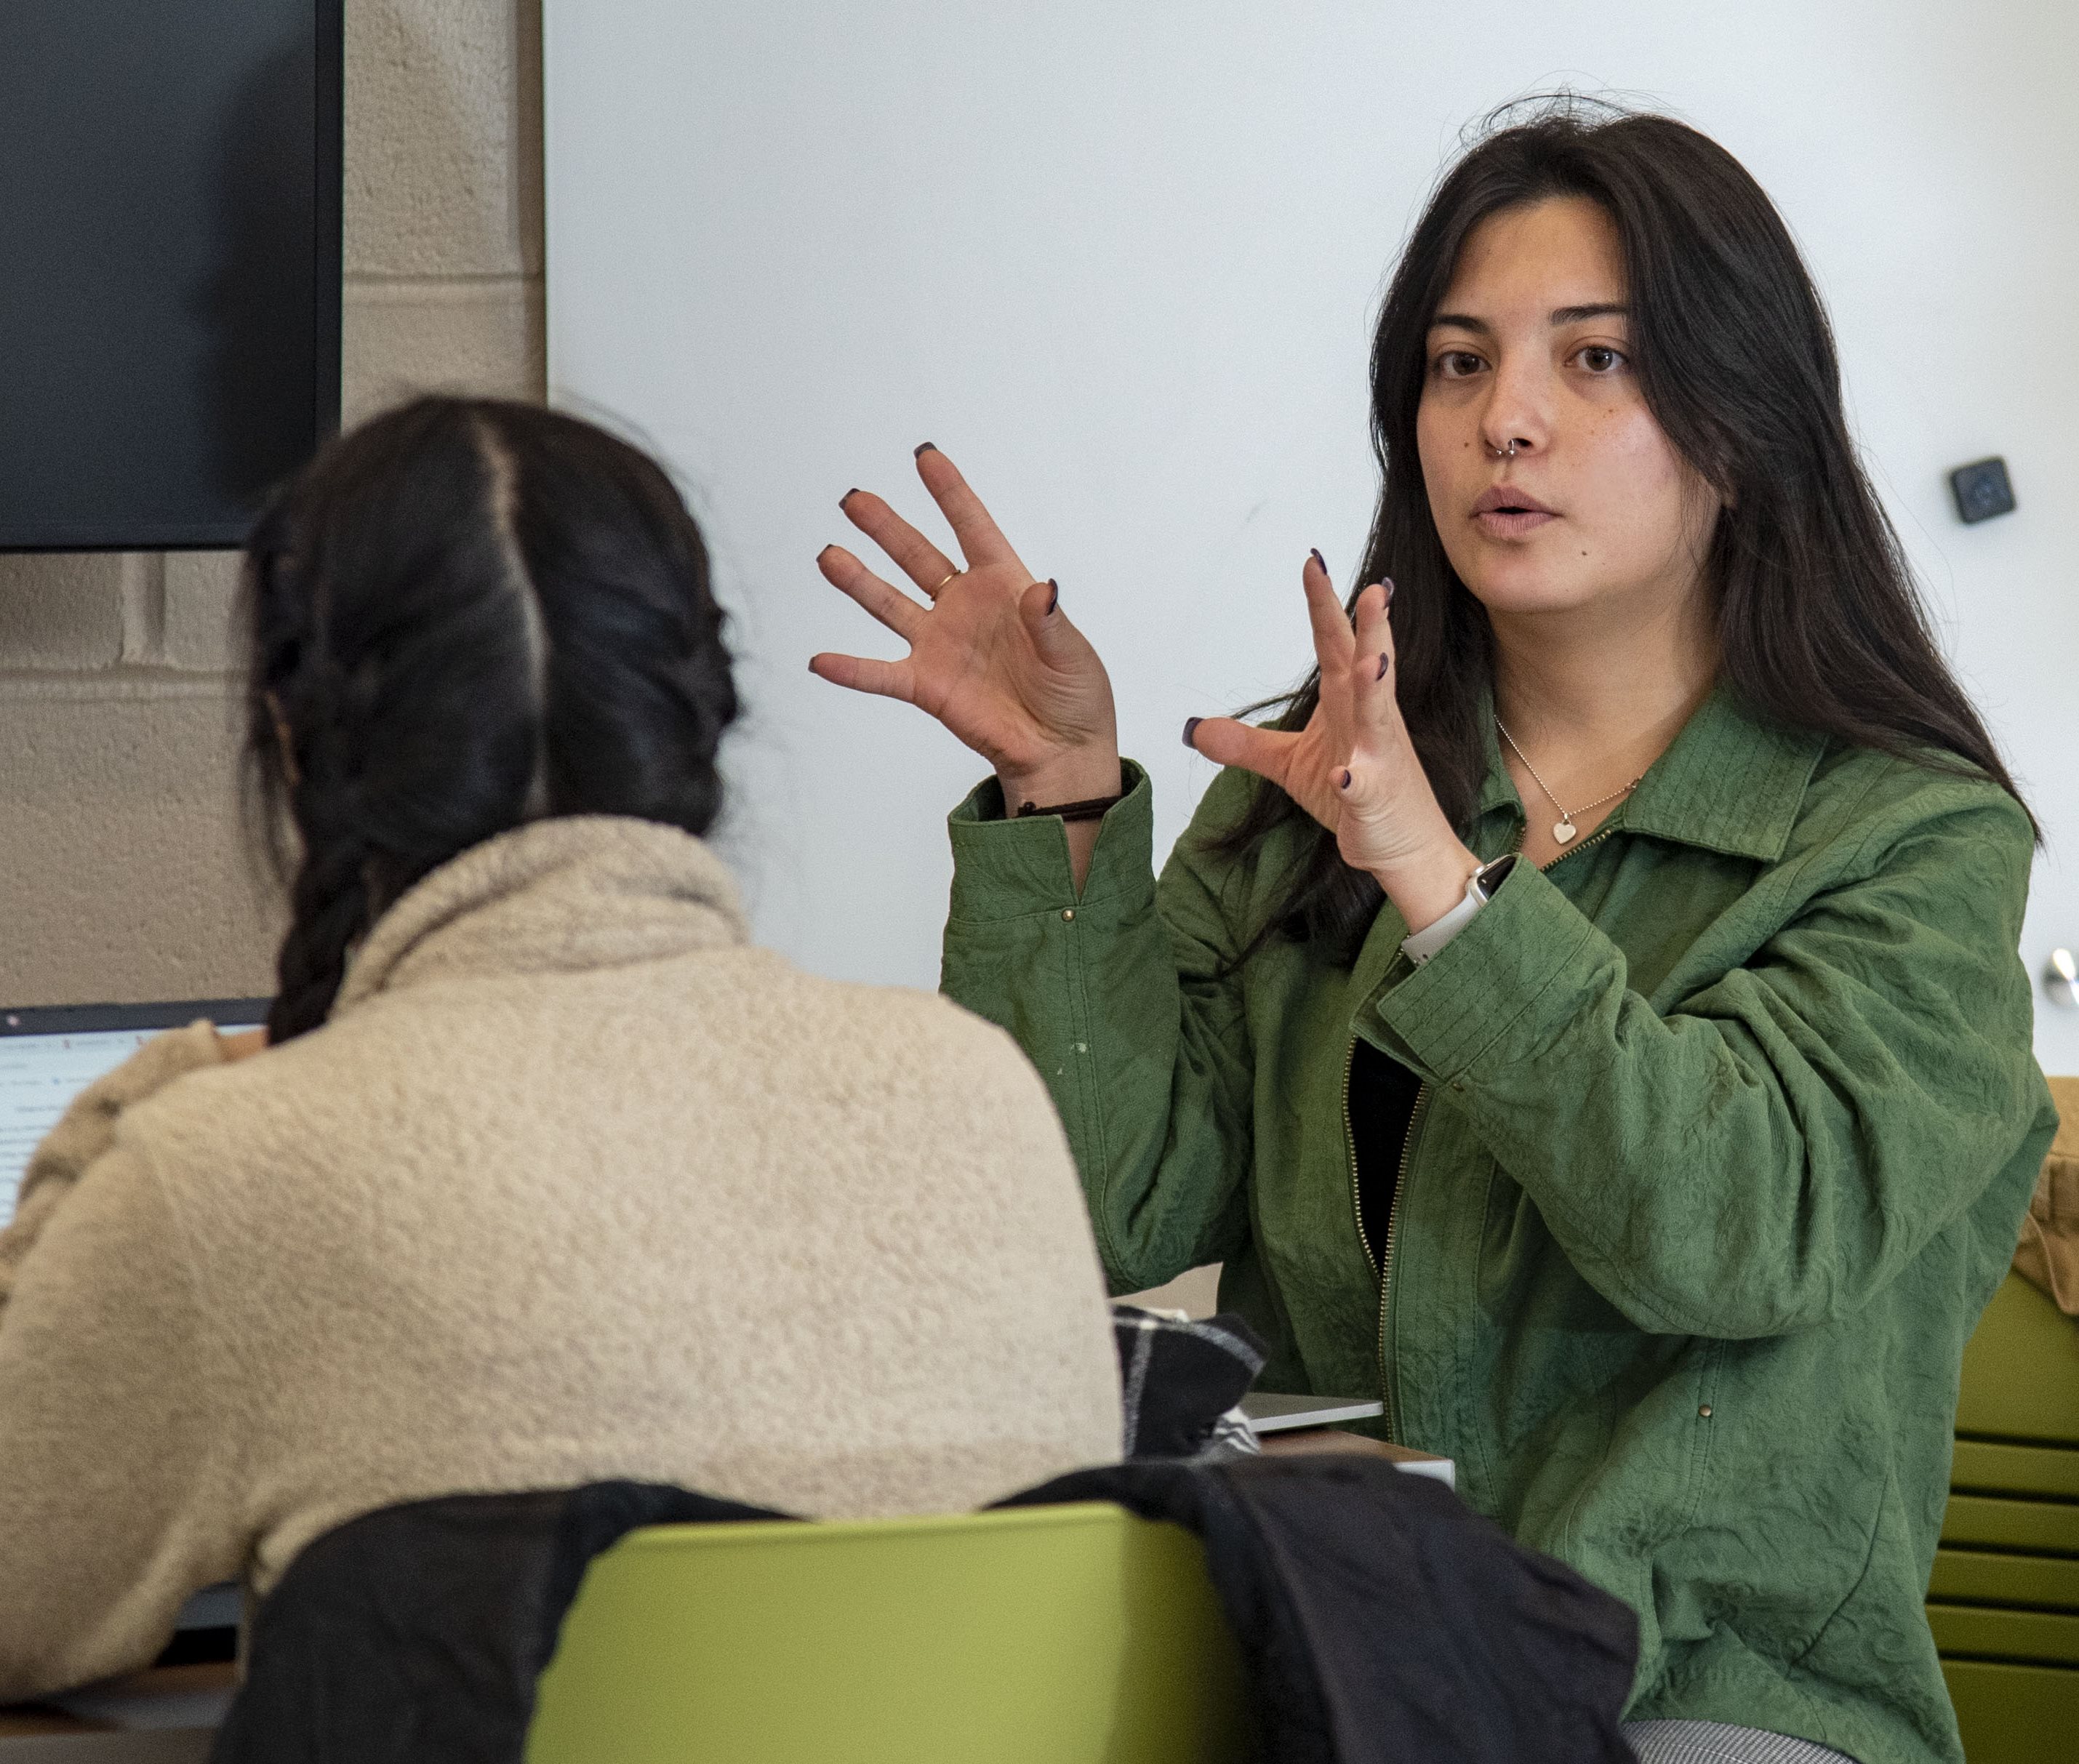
[335,816,750,1017]
[1478,683,1826,863]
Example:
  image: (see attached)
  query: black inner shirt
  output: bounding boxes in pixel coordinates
[1347,1038,1424,1268]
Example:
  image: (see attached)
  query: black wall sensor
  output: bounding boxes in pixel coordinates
[1950,457,2016,525]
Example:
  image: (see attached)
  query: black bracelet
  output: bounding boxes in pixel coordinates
[1014,793,1126,822]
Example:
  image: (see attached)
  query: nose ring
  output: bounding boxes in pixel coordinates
[1488,439,1520,460]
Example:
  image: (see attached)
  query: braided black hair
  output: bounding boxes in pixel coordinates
[244,396,738,1041]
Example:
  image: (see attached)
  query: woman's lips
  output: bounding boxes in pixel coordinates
[1471,484,1557,539]
[1473,507,1558,539]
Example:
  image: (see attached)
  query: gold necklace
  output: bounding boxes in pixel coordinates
[1495,721,1644,848]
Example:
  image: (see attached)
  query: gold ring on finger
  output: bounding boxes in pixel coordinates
[933,569,960,593]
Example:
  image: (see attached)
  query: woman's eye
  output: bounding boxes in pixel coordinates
[1574,345,1627,374]
[1433,350,1485,379]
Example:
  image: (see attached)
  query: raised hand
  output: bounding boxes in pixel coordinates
[811,447,1121,811]
[1185,554,1478,931]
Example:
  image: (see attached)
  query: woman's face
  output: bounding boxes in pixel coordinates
[1415,195,1723,622]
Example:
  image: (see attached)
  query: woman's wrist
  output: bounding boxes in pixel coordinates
[1373,838,1484,936]
[993,744,1122,899]
[996,745,1123,817]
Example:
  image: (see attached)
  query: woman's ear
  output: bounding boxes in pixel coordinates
[264,689,303,789]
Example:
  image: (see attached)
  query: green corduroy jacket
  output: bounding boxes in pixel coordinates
[941,688,2054,1764]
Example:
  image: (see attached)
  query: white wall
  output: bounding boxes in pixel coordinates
[545,0,2079,1073]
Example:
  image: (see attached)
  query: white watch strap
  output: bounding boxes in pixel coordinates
[1400,859,1510,966]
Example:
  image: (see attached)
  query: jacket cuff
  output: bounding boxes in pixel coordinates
[947,761,1153,924]
[1369,859,1601,1083]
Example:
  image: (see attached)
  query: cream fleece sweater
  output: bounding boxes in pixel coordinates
[0,817,1123,1699]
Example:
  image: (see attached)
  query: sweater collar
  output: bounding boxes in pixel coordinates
[1477,683,1827,863]
[335,816,750,1016]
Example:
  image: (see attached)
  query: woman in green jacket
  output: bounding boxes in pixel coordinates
[812,103,2053,1764]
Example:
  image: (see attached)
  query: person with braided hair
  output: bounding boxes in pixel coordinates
[0,396,1123,1701]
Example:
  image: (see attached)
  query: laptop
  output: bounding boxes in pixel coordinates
[1239,1392,1388,1434]
[1,999,269,1227]
[1,998,269,1648]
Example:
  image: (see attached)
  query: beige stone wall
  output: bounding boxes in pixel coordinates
[0,1,545,1008]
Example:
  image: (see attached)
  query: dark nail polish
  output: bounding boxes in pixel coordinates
[1382,577,1396,605]
[1182,717,1203,750]
[817,544,834,560]
[1309,548,1326,573]
[1377,652,1390,681]
[841,488,861,507]
[1338,768,1353,790]
[914,441,938,458]
[1046,578,1059,615]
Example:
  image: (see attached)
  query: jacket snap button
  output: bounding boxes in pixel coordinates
[1699,1405,1713,1419]
[1061,908,1075,921]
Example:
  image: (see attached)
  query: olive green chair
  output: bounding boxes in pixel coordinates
[1933,1270,2079,1760]
[525,1502,1250,1764]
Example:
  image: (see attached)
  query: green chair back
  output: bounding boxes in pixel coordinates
[525,1502,1250,1764]
[1936,1272,2079,1760]
[1955,1265,2079,1445]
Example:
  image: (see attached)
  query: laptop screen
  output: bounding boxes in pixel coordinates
[0,1001,269,1223]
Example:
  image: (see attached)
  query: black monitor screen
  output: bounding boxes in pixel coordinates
[0,1,341,550]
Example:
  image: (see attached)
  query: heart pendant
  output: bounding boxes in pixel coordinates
[1553,819,1578,846]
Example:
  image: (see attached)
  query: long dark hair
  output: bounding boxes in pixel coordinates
[244,396,739,1042]
[1214,98,2031,961]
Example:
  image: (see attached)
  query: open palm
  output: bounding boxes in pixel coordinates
[1187,556,1462,885]
[809,449,1118,795]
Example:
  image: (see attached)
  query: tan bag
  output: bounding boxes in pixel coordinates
[2014,1076,2079,1316]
